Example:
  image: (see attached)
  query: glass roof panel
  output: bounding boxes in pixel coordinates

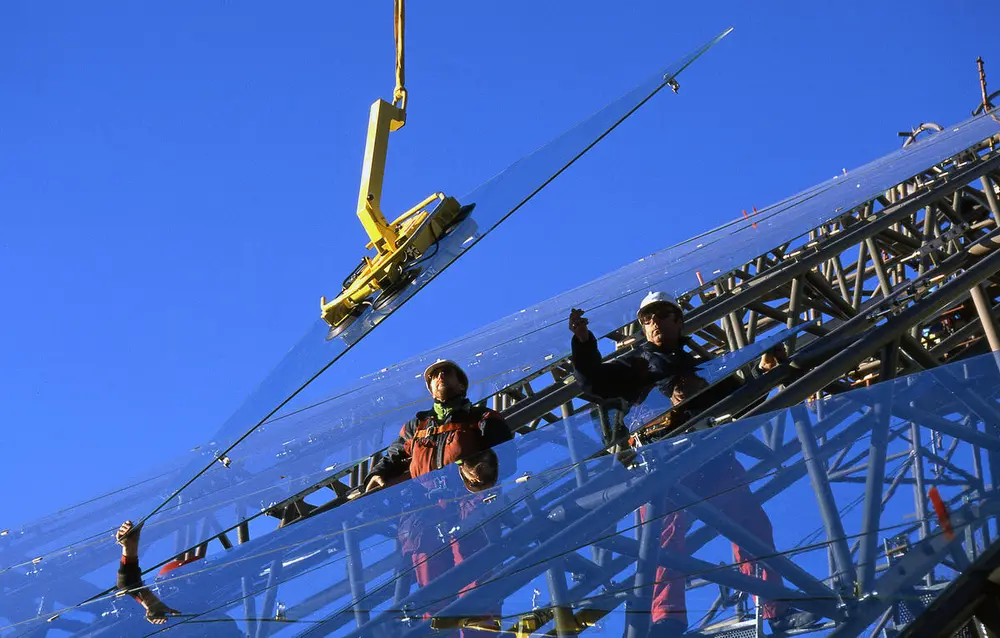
[8,352,1000,637]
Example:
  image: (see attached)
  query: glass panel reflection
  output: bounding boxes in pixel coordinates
[8,351,998,637]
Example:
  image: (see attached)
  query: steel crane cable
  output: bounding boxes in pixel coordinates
[393,0,406,111]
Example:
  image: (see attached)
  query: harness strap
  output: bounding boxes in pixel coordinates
[412,409,497,440]
[413,421,473,440]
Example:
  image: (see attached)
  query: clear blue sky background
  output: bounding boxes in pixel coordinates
[2,1,997,530]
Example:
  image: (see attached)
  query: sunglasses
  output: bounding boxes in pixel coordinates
[638,307,680,325]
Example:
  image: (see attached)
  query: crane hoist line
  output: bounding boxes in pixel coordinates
[320,0,473,338]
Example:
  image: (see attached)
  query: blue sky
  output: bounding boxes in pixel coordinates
[2,1,998,529]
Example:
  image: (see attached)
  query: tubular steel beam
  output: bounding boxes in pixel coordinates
[255,558,282,638]
[669,484,839,603]
[624,499,660,638]
[971,283,1000,351]
[792,405,854,592]
[298,152,1000,635]
[856,342,900,593]
[342,520,370,627]
[546,560,576,637]
[121,158,997,608]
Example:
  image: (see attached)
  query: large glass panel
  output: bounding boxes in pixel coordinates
[9,351,1000,636]
[192,31,733,463]
[91,24,730,549]
[5,107,1000,634]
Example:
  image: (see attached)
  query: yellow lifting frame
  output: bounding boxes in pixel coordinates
[319,0,468,334]
[357,0,410,257]
[356,98,407,256]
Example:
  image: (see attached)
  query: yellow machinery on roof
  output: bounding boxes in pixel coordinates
[320,0,469,337]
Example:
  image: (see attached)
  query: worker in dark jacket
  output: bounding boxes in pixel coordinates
[571,292,783,429]
[570,293,813,637]
[571,292,697,405]
[364,359,512,632]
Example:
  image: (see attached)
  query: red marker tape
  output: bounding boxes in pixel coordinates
[928,487,955,541]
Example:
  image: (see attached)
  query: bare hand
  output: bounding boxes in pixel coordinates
[569,309,590,342]
[116,520,141,557]
[759,344,788,372]
[365,475,386,493]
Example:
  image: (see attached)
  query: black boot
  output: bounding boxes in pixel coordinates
[768,609,821,633]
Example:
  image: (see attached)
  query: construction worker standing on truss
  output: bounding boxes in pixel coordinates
[364,360,512,495]
[363,359,513,630]
[569,293,816,636]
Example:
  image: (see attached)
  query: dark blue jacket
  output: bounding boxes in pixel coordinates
[571,332,698,404]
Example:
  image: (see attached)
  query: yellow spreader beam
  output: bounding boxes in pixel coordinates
[320,98,465,334]
[320,0,469,336]
[319,0,468,339]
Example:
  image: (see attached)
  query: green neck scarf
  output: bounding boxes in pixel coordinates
[433,396,471,422]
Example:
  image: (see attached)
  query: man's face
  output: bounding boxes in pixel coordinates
[640,303,683,348]
[429,366,466,402]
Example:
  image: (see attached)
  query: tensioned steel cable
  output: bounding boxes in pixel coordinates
[133,116,1000,638]
[139,516,959,637]
[20,369,989,634]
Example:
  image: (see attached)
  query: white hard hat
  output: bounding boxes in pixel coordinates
[636,291,682,319]
[423,359,469,390]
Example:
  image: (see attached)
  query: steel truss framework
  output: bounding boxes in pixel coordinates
[8,122,1000,638]
[298,125,1000,637]
[36,352,1000,638]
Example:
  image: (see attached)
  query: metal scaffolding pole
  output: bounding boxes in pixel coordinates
[624,499,660,638]
[343,521,370,627]
[757,234,1000,415]
[857,342,900,593]
[971,283,1000,351]
[792,404,854,591]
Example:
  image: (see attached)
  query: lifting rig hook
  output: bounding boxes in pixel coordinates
[977,56,992,114]
[974,57,1000,150]
[320,0,470,337]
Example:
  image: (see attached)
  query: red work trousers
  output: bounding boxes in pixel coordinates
[639,453,785,625]
[398,497,498,636]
